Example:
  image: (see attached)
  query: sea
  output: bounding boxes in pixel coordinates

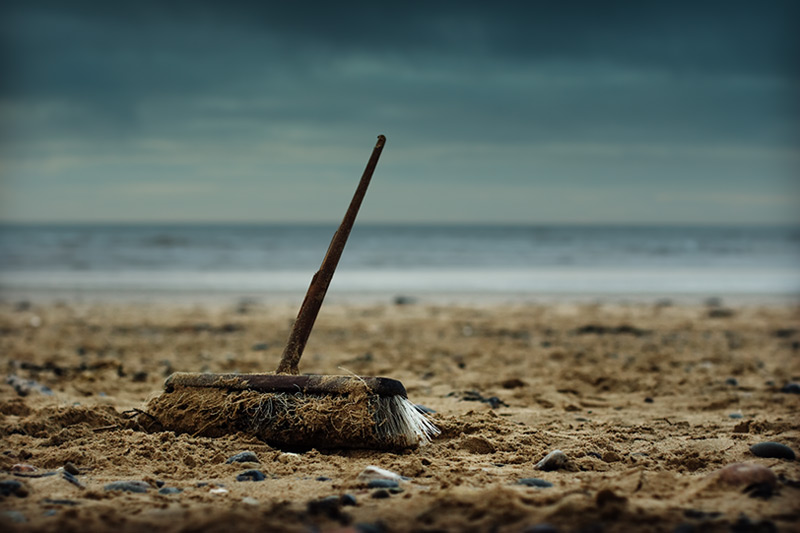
[1,224,799,304]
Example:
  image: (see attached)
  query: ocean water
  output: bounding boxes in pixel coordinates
[1,224,799,302]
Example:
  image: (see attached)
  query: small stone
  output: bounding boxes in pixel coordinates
[10,463,37,473]
[371,489,391,499]
[104,481,150,493]
[251,343,270,351]
[63,462,80,475]
[644,397,654,403]
[0,479,27,497]
[728,413,744,419]
[242,497,259,505]
[517,478,553,488]
[750,442,796,460]
[340,494,357,506]
[602,451,621,463]
[61,471,85,489]
[535,450,568,471]
[521,525,559,533]
[393,295,417,305]
[155,480,165,488]
[356,466,405,484]
[225,451,259,464]
[367,479,399,489]
[781,383,800,394]
[316,476,331,481]
[209,487,228,494]
[157,487,183,495]
[236,469,266,482]
[725,377,739,386]
[714,463,777,488]
[308,495,342,518]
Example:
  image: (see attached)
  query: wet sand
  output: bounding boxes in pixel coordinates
[1,299,799,532]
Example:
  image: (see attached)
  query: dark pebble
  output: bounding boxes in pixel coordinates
[728,413,744,419]
[780,382,800,394]
[485,396,505,409]
[389,487,404,494]
[61,471,84,489]
[644,397,654,403]
[750,442,796,460]
[132,371,148,382]
[63,462,80,475]
[521,525,559,533]
[251,343,270,351]
[367,479,399,489]
[158,487,183,495]
[43,499,78,506]
[316,476,331,481]
[307,495,342,519]
[725,377,738,386]
[517,478,553,488]
[236,469,266,482]
[684,509,721,520]
[355,524,386,533]
[155,480,165,488]
[393,295,417,305]
[226,451,259,464]
[104,481,150,493]
[370,489,390,499]
[0,479,26,497]
[340,494,357,506]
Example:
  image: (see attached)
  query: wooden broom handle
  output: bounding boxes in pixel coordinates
[276,135,386,375]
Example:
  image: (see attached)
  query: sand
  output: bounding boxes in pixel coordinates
[1,298,799,532]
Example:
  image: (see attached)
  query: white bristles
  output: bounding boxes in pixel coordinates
[375,396,440,447]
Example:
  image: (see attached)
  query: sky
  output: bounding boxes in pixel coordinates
[1,0,798,225]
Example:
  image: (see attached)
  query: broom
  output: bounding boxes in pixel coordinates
[139,135,439,449]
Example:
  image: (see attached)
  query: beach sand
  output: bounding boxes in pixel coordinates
[1,299,799,532]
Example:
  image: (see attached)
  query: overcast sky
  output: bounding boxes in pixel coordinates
[1,1,798,224]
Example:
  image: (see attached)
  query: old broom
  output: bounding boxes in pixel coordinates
[138,135,439,449]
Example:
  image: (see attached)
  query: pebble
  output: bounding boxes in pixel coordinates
[714,463,777,488]
[61,471,85,489]
[157,487,183,495]
[340,494,357,506]
[242,497,259,505]
[251,343,270,351]
[225,451,259,464]
[371,489,390,499]
[517,478,553,488]
[104,481,150,493]
[307,495,342,518]
[236,469,266,482]
[750,442,796,460]
[521,525,559,533]
[316,476,331,481]
[10,463,37,473]
[724,377,738,386]
[209,487,228,494]
[728,413,743,419]
[781,382,800,394]
[0,479,27,497]
[356,466,405,484]
[367,479,399,489]
[535,450,568,471]
[63,462,80,475]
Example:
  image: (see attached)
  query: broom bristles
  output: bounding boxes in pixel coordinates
[140,385,438,449]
